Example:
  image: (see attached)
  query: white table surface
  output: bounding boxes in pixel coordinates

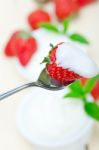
[0,0,99,149]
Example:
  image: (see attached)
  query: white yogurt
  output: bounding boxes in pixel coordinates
[16,29,88,81]
[56,42,99,78]
[17,88,93,146]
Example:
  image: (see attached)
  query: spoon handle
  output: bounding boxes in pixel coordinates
[0,82,37,101]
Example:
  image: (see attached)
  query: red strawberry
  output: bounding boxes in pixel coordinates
[5,31,37,66]
[78,0,95,7]
[15,32,37,66]
[5,31,20,56]
[55,0,79,21]
[28,9,51,29]
[43,43,82,85]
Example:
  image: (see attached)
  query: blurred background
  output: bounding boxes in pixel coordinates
[0,0,99,149]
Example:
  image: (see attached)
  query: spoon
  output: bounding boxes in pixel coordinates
[0,69,74,101]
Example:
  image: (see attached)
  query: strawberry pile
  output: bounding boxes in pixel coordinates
[27,0,96,29]
[5,9,51,66]
[5,31,37,66]
[4,0,96,66]
[42,43,82,85]
[33,0,96,21]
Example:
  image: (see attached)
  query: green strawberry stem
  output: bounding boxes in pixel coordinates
[41,57,51,64]
[50,43,54,49]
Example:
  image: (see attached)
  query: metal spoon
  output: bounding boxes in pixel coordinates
[0,69,74,101]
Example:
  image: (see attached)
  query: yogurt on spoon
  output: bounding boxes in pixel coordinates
[44,42,99,85]
[56,42,99,78]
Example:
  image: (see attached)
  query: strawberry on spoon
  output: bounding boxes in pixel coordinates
[42,42,99,85]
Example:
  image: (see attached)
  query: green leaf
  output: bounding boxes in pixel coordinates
[62,14,79,33]
[83,75,99,94]
[62,19,70,33]
[69,33,89,44]
[65,80,85,100]
[68,80,84,94]
[62,15,77,34]
[39,23,59,33]
[84,102,99,121]
[64,91,83,99]
[40,57,50,64]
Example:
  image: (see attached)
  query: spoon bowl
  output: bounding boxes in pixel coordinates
[0,68,74,100]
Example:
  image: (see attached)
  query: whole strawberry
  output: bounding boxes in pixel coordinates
[42,43,82,85]
[5,31,37,66]
[28,9,51,30]
[55,0,79,21]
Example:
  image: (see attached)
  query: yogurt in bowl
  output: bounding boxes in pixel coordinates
[16,88,93,150]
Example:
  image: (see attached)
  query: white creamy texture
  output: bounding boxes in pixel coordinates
[56,42,99,78]
[16,29,88,81]
[20,88,92,144]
